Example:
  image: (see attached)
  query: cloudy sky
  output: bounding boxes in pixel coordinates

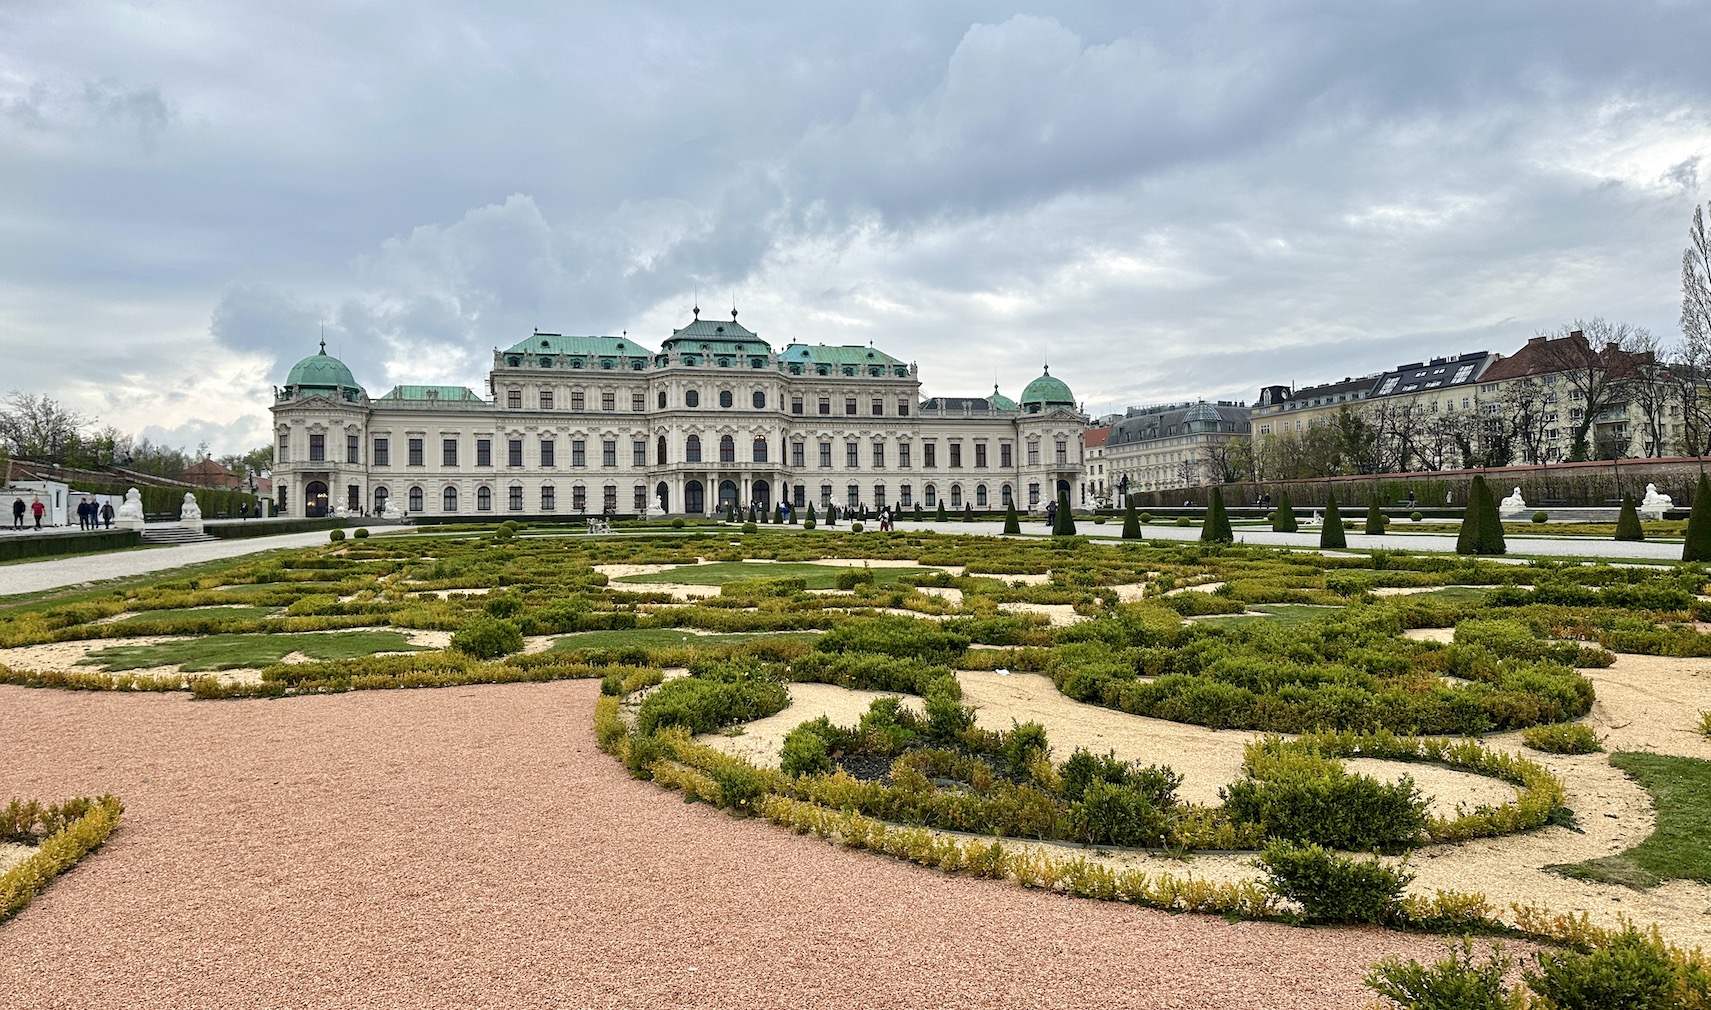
[5,2,1711,455]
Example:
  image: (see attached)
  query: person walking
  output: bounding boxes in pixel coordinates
[31,497,45,530]
[1045,499,1057,528]
[101,501,114,528]
[10,497,23,530]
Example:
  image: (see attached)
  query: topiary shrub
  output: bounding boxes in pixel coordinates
[1615,494,1645,542]
[671,517,686,528]
[1365,496,1385,536]
[851,521,864,532]
[354,528,369,539]
[1686,474,1711,562]
[780,719,835,777]
[1365,938,1517,1010]
[1139,512,1153,524]
[1532,510,1549,524]
[328,529,346,542]
[1121,500,1141,539]
[742,522,758,534]
[1320,493,1346,549]
[834,568,875,590]
[1201,488,1233,543]
[1457,475,1506,556]
[963,503,974,522]
[1257,840,1412,924]
[1053,490,1077,536]
[936,500,948,522]
[1522,722,1602,754]
[1003,500,1021,535]
[1410,511,1423,522]
[1174,517,1191,528]
[1272,490,1298,533]
[450,617,523,658]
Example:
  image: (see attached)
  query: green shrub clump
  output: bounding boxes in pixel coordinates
[1257,840,1412,924]
[449,617,524,658]
[1521,722,1602,754]
[1365,938,1519,1010]
[1532,510,1550,524]
[634,659,789,735]
[329,529,346,542]
[780,719,835,777]
[354,528,370,539]
[1222,738,1426,851]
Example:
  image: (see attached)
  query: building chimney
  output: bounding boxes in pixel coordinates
[1527,336,1547,347]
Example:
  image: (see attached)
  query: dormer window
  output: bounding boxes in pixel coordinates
[539,356,553,367]
[506,356,521,367]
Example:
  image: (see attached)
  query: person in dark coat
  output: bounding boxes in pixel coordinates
[101,501,115,528]
[11,497,24,530]
[1044,500,1057,527]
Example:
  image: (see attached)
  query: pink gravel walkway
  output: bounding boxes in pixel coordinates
[0,682,1451,1009]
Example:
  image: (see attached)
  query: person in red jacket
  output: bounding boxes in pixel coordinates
[31,497,45,530]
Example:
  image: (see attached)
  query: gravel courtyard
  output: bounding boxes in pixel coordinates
[0,680,1455,1010]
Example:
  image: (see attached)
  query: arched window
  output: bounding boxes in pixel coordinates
[718,390,733,408]
[1001,484,1014,506]
[685,389,699,407]
[657,390,667,409]
[752,437,768,463]
[686,435,702,463]
[950,485,963,508]
[408,486,424,512]
[442,486,458,512]
[752,390,766,409]
[924,484,937,507]
[374,486,390,512]
[719,435,735,463]
[819,484,832,508]
[477,486,492,511]
[976,484,988,507]
[656,435,668,465]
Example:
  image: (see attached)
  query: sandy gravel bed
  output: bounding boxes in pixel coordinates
[1,683,1457,1009]
[0,842,31,873]
[997,602,1085,627]
[698,683,924,765]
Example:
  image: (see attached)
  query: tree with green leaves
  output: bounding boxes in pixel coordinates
[1200,487,1233,543]
[1684,474,1711,562]
[1614,494,1645,542]
[1053,490,1077,536]
[1320,493,1346,549]
[1272,490,1297,532]
[1364,494,1385,535]
[1121,499,1141,539]
[1003,499,1021,535]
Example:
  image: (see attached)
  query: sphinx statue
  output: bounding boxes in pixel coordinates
[1640,483,1674,520]
[1498,486,1528,515]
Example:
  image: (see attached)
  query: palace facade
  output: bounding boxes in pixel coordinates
[270,311,1086,519]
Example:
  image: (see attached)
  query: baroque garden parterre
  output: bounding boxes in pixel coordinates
[5,523,1711,1004]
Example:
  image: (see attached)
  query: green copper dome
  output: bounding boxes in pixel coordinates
[1019,367,1074,412]
[988,384,1018,411]
[286,342,361,393]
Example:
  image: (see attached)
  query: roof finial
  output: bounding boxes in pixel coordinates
[319,338,326,354]
[693,304,699,319]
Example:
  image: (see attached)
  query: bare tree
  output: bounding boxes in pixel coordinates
[1679,203,1711,457]
[1499,379,1551,464]
[0,392,88,463]
[1622,328,1677,457]
[1536,318,1648,460]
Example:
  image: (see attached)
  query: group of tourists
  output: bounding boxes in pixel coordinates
[10,497,44,531]
[76,497,115,530]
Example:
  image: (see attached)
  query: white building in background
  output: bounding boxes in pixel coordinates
[270,311,1087,519]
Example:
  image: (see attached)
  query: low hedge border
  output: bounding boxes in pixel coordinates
[0,795,124,924]
[0,530,141,563]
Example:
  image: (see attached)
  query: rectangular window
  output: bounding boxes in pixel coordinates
[602,440,617,467]
[442,439,458,466]
[1027,441,1039,466]
[819,442,832,467]
[844,397,857,416]
[507,389,521,409]
[899,443,911,468]
[601,392,615,412]
[634,485,647,511]
[818,397,830,416]
[408,438,424,466]
[873,485,887,508]
[1056,440,1068,465]
[571,486,585,511]
[278,432,289,463]
[309,434,326,462]
[872,441,885,467]
[900,484,913,507]
[898,398,910,417]
[543,486,557,512]
[791,442,805,467]
[1028,483,1040,506]
[633,441,646,466]
[974,444,987,468]
[846,442,859,468]
[508,439,523,467]
[792,396,803,415]
[793,485,805,508]
[508,486,524,510]
[923,443,937,467]
[346,434,359,463]
[571,440,585,467]
[1000,442,1012,467]
[603,485,618,511]
[476,439,492,467]
[632,392,645,412]
[540,391,554,410]
[541,439,556,467]
[871,398,883,416]
[373,437,389,466]
[571,390,585,411]
[949,443,962,468]
[847,485,860,508]
[820,485,833,508]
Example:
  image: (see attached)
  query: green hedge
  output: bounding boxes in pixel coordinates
[206,517,350,539]
[0,530,140,562]
[73,483,260,519]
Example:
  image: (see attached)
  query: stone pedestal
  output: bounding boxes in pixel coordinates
[180,518,205,534]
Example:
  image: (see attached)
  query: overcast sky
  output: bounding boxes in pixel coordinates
[5,2,1711,456]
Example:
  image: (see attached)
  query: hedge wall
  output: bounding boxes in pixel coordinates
[0,530,141,562]
[206,517,350,539]
[75,483,261,519]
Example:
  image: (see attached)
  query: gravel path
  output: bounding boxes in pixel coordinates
[0,681,1454,1009]
[0,530,337,597]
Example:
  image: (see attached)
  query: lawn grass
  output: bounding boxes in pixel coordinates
[80,630,427,672]
[550,628,822,651]
[214,581,346,598]
[615,561,934,589]
[1191,604,1344,629]
[1547,752,1711,888]
[117,605,280,624]
[1413,586,1490,604]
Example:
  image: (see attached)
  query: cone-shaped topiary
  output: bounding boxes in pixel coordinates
[1053,490,1077,536]
[963,502,974,522]
[913,503,923,521]
[1684,474,1711,562]
[1364,495,1385,536]
[936,499,948,522]
[804,503,816,528]
[1272,490,1297,533]
[1614,494,1645,542]
[1003,499,1021,534]
[1122,499,1142,539]
[1478,477,1507,555]
[1200,487,1234,543]
[1457,475,1507,555]
[1455,479,1483,555]
[1320,493,1346,549]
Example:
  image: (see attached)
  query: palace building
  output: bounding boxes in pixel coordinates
[270,311,1086,519]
